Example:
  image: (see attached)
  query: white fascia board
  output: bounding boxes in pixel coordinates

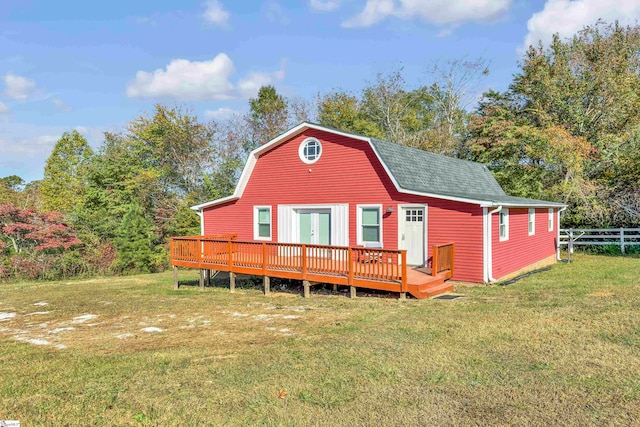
[190,195,239,211]
[479,202,567,208]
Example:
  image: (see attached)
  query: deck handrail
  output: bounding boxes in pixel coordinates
[170,236,408,285]
[431,242,455,278]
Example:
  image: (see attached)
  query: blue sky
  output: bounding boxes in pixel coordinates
[1,0,638,182]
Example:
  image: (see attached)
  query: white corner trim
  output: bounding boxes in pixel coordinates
[485,205,502,283]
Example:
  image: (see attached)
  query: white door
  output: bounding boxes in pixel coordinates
[400,207,426,265]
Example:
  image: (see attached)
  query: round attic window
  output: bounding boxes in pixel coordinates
[299,137,322,164]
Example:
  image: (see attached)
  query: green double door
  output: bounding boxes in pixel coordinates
[299,209,331,245]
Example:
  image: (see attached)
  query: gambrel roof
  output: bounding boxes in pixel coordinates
[192,122,566,211]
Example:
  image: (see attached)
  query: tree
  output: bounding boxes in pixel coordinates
[0,203,82,279]
[41,130,94,214]
[247,85,289,149]
[429,57,490,157]
[113,202,155,273]
[467,21,640,226]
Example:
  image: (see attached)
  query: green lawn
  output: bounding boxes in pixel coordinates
[1,253,639,426]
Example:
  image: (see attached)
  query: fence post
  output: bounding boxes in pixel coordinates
[620,227,626,254]
[569,228,574,254]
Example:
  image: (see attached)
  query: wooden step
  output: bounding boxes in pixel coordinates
[407,280,454,299]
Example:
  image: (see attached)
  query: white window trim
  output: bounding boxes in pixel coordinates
[357,204,383,246]
[253,206,272,241]
[548,208,554,232]
[298,137,322,164]
[528,208,536,236]
[499,208,509,242]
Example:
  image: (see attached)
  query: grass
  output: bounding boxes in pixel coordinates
[0,253,639,426]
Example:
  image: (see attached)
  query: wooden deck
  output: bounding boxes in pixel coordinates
[169,234,454,299]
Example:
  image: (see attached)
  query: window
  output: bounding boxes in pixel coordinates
[548,208,554,231]
[299,137,322,164]
[499,209,509,241]
[357,205,382,245]
[528,208,535,236]
[254,206,271,240]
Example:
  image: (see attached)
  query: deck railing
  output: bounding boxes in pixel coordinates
[431,242,454,278]
[170,236,409,292]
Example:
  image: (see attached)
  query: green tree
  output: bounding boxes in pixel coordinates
[41,130,94,214]
[247,85,289,149]
[113,202,155,273]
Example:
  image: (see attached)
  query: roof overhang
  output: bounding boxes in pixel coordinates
[191,122,567,211]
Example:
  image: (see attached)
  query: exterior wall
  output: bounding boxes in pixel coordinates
[491,208,557,280]
[203,128,485,282]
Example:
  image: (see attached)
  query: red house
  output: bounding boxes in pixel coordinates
[172,123,565,298]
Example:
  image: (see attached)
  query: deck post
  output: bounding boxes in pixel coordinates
[350,286,356,298]
[333,284,338,293]
[401,250,408,293]
[431,246,438,276]
[199,269,204,290]
[262,242,268,275]
[399,292,407,300]
[264,276,270,296]
[230,272,236,293]
[347,248,354,287]
[173,265,178,290]
[303,280,310,298]
[228,240,233,270]
[301,245,307,280]
[450,244,455,278]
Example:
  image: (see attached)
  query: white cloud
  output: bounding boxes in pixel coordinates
[126,54,235,101]
[204,107,240,120]
[52,98,71,112]
[310,0,342,12]
[237,62,286,98]
[265,0,290,24]
[0,101,10,114]
[342,0,511,28]
[3,73,36,100]
[0,134,59,157]
[126,54,285,101]
[521,0,640,53]
[203,0,230,26]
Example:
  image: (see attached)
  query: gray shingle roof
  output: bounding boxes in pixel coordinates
[368,137,565,207]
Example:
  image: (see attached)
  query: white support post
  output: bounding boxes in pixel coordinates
[620,227,626,254]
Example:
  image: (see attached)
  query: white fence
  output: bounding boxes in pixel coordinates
[559,228,640,253]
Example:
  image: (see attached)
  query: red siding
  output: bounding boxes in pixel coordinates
[492,208,557,279]
[203,129,485,282]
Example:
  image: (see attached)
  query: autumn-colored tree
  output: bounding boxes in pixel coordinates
[0,203,82,279]
[468,21,640,226]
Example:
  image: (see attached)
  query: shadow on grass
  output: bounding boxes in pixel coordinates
[176,271,401,299]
